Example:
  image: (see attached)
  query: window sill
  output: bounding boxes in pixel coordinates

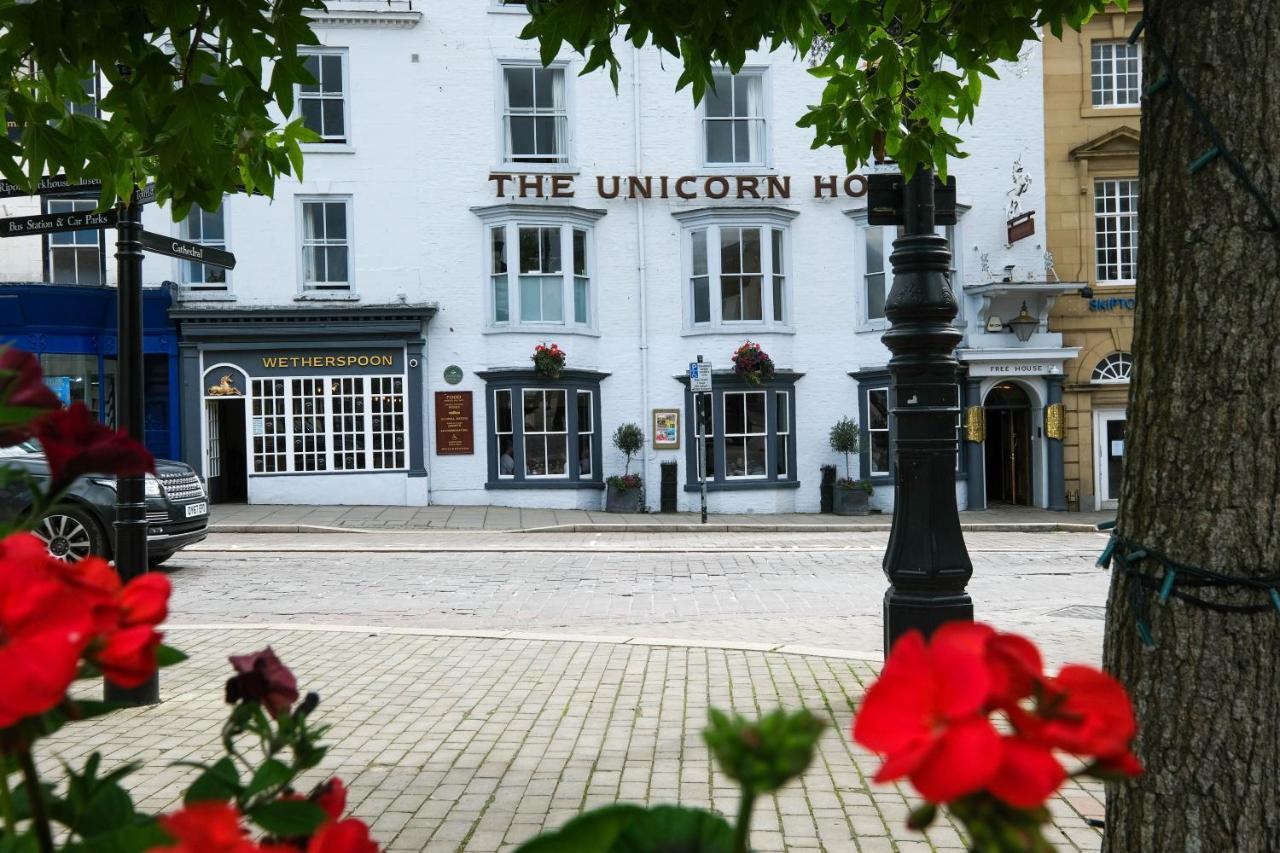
[486,480,605,490]
[1094,281,1136,288]
[483,325,600,338]
[683,479,800,493]
[681,325,795,337]
[487,5,529,13]
[301,143,355,155]
[492,164,580,175]
[697,164,776,174]
[295,291,359,302]
[857,320,890,334]
[1082,106,1141,119]
[177,290,237,302]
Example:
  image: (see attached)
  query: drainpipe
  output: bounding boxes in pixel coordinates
[631,46,652,508]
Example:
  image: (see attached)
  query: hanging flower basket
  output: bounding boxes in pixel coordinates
[532,342,566,379]
[732,341,775,385]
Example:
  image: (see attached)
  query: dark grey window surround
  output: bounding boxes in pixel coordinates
[479,368,608,490]
[850,366,968,485]
[679,370,802,492]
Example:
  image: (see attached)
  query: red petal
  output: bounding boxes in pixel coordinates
[854,669,934,754]
[987,737,1066,807]
[96,626,162,688]
[909,716,1002,803]
[120,573,171,627]
[928,635,991,720]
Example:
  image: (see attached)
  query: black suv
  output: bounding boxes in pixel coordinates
[0,440,209,565]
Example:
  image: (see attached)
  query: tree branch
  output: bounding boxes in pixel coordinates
[181,1,212,87]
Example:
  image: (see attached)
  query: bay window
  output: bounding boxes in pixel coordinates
[682,374,800,490]
[481,369,605,488]
[851,209,962,325]
[675,208,796,331]
[477,205,603,331]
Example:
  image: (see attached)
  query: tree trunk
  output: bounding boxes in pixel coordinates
[1103,1,1280,850]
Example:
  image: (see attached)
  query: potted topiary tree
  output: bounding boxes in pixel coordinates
[829,417,872,515]
[606,422,645,512]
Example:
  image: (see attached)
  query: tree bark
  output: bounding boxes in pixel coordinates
[1104,1,1280,850]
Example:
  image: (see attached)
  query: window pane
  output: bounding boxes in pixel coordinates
[720,227,742,274]
[494,277,509,323]
[577,391,592,431]
[724,436,746,476]
[506,67,533,108]
[305,246,325,282]
[721,278,741,321]
[491,226,507,273]
[771,229,783,274]
[533,67,554,107]
[326,246,348,282]
[578,435,592,476]
[741,228,761,273]
[568,229,585,277]
[705,121,733,163]
[321,55,343,92]
[541,226,561,272]
[301,55,320,93]
[775,393,789,433]
[523,390,544,431]
[733,120,750,163]
[496,389,513,433]
[691,229,708,276]
[773,276,784,322]
[724,393,745,434]
[322,100,344,137]
[545,435,567,475]
[776,434,789,477]
[520,277,542,321]
[518,227,541,272]
[866,272,886,320]
[524,435,547,475]
[693,277,710,324]
[325,202,346,240]
[534,116,558,155]
[574,277,588,324]
[706,76,733,117]
[866,228,884,273]
[541,278,564,323]
[735,74,761,116]
[869,389,888,430]
[745,393,766,432]
[303,202,324,240]
[509,116,536,157]
[546,390,566,431]
[745,436,767,475]
[742,276,762,321]
[871,434,890,474]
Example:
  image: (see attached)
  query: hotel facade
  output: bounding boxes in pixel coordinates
[0,2,1084,513]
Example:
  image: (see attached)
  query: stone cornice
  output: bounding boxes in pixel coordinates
[304,2,421,29]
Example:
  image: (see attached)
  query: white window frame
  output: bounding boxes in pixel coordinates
[701,68,770,169]
[848,208,965,331]
[490,0,529,12]
[475,205,603,333]
[674,207,797,333]
[45,198,104,286]
[494,388,516,479]
[178,201,231,294]
[296,195,354,294]
[496,60,573,169]
[1090,40,1141,109]
[297,47,352,147]
[575,389,594,478]
[250,374,407,474]
[775,390,790,479]
[722,390,769,480]
[866,388,891,477]
[520,388,570,479]
[1094,178,1138,285]
[1091,352,1133,384]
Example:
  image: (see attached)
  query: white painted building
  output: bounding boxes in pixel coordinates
[0,1,1079,512]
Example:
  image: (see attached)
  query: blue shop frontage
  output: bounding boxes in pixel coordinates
[0,283,180,459]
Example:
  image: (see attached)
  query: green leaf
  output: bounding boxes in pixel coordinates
[156,645,189,668]
[246,758,293,798]
[61,820,170,853]
[516,804,733,853]
[515,804,648,852]
[248,799,328,838]
[183,757,241,805]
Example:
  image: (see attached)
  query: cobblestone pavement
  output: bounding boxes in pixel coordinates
[211,502,1113,532]
[172,530,1111,667]
[53,629,1106,853]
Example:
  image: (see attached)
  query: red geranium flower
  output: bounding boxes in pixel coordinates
[924,621,1044,711]
[306,819,378,853]
[985,735,1067,808]
[312,778,348,822]
[0,533,94,729]
[853,627,1002,803]
[1035,664,1139,762]
[151,802,261,853]
[35,402,155,491]
[226,647,299,717]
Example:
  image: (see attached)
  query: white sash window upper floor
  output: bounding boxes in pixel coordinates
[850,209,962,330]
[298,196,353,294]
[1091,40,1141,108]
[1094,178,1138,284]
[675,207,796,333]
[44,198,104,286]
[703,70,768,168]
[500,63,570,167]
[180,204,229,293]
[298,49,350,146]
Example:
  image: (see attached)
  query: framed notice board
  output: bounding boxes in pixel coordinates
[434,390,474,455]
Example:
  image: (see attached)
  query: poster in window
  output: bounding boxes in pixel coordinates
[652,408,680,450]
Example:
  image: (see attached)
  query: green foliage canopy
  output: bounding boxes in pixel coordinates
[0,0,324,217]
[521,0,1123,176]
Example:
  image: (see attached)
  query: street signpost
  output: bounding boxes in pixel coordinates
[0,178,236,705]
[689,357,712,524]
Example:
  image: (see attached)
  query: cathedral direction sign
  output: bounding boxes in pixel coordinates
[139,230,237,270]
[434,391,474,456]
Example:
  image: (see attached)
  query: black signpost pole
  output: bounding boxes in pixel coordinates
[879,169,974,653]
[105,195,158,705]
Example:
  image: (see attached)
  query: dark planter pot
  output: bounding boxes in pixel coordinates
[834,487,870,516]
[606,483,643,513]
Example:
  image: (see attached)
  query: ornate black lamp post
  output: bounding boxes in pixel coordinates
[871,169,973,652]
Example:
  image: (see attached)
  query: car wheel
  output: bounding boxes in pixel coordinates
[34,506,107,563]
[148,553,173,568]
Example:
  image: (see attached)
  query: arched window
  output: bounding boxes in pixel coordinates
[1092,352,1133,384]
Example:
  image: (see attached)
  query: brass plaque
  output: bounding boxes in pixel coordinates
[964,406,985,443]
[1045,403,1065,440]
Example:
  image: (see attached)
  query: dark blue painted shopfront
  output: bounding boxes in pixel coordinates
[0,283,180,459]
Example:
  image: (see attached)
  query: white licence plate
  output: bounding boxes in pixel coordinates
[185,502,208,518]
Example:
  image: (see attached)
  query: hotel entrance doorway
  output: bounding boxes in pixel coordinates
[984,382,1032,506]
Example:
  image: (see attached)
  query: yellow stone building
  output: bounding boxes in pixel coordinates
[1044,3,1142,511]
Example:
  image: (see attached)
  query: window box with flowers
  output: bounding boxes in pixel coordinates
[531,342,566,378]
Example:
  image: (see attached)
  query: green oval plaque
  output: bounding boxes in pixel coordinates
[443,365,464,385]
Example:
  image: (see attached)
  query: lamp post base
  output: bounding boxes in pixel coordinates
[883,586,974,652]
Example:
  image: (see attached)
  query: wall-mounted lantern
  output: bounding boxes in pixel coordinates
[1007,301,1038,342]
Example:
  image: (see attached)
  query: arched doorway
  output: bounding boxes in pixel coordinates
[984,382,1032,506]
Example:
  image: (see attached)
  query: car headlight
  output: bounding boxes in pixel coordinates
[144,474,163,498]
